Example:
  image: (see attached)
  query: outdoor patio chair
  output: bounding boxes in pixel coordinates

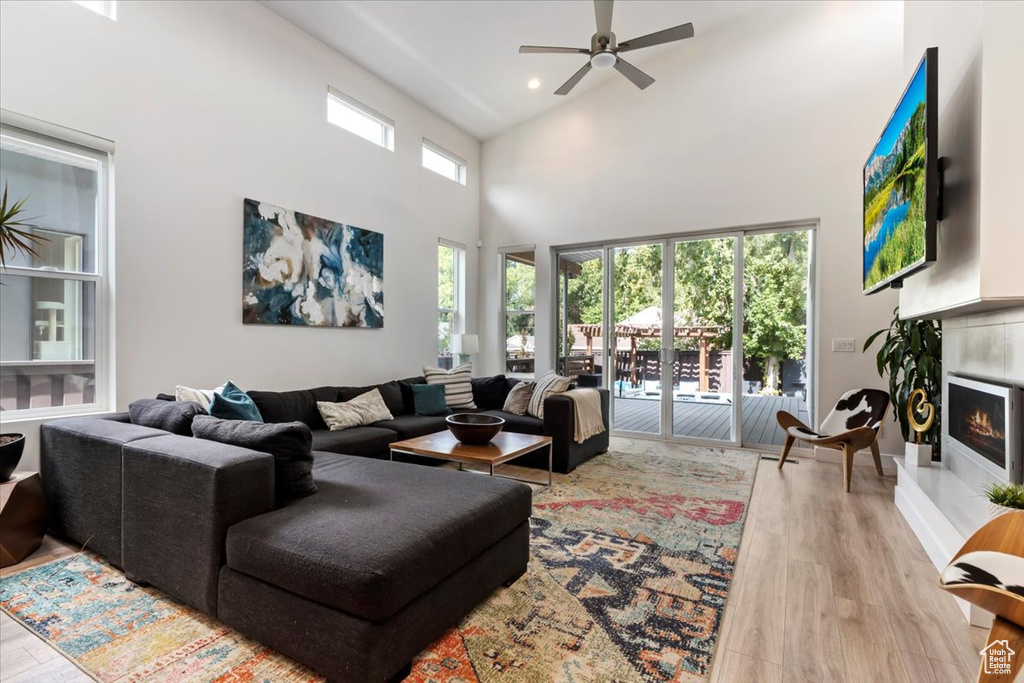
[939,510,1024,683]
[776,388,890,492]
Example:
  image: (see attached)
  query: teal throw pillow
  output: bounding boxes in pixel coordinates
[209,381,264,422]
[412,383,449,416]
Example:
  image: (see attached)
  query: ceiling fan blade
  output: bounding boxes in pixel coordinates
[618,22,695,52]
[519,45,590,54]
[594,0,613,38]
[613,57,655,90]
[555,61,593,96]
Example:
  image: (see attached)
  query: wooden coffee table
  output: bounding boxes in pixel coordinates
[389,431,553,488]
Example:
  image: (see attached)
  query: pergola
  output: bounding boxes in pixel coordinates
[573,311,727,391]
[556,257,726,391]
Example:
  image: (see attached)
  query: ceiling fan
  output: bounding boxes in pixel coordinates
[519,0,694,95]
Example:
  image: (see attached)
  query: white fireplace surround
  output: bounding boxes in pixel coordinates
[895,306,1024,627]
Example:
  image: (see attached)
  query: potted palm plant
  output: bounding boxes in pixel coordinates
[863,305,942,465]
[0,182,47,481]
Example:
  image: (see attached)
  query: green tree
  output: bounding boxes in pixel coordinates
[673,232,809,393]
[505,258,535,355]
[437,245,456,356]
[674,237,735,350]
[742,232,808,391]
[613,245,662,320]
[562,233,809,391]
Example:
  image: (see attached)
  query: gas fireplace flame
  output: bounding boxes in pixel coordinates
[967,409,1003,440]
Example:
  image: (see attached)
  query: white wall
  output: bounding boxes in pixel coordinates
[0,0,481,468]
[900,0,1024,316]
[479,0,908,455]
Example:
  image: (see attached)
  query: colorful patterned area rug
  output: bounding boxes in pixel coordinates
[0,441,758,683]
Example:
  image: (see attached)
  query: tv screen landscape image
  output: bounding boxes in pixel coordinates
[863,48,937,294]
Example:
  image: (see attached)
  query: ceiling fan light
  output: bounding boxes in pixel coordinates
[590,51,616,70]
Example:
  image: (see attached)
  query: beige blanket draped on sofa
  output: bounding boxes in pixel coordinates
[562,388,606,444]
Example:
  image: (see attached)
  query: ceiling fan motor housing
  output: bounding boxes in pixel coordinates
[591,32,616,52]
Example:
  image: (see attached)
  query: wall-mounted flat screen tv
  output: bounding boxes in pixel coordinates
[863,47,938,294]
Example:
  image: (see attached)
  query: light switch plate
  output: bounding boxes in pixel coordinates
[832,338,856,352]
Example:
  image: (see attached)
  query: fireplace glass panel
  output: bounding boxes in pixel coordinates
[948,383,1006,468]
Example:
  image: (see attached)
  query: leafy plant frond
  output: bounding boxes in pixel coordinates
[0,182,48,269]
[984,482,1024,509]
[863,305,942,444]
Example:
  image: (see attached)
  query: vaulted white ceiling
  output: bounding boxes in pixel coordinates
[259,1,763,140]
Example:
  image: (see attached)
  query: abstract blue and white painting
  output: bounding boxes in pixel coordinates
[242,198,384,327]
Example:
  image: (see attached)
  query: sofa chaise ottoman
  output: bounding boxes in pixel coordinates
[41,417,532,682]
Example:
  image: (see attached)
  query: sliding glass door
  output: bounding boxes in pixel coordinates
[670,236,738,442]
[608,243,664,435]
[554,225,814,447]
[739,230,813,447]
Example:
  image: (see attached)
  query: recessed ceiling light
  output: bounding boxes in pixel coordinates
[527,78,541,90]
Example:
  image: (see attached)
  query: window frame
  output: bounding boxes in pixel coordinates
[0,110,114,420]
[326,87,395,151]
[499,245,536,377]
[437,239,466,367]
[422,139,467,185]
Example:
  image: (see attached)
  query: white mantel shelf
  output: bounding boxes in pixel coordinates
[901,297,1024,321]
[893,456,993,627]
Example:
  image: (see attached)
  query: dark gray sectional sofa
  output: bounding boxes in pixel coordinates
[42,416,530,682]
[39,373,608,682]
[247,374,610,473]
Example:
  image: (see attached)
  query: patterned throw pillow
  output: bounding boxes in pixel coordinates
[528,371,572,420]
[317,389,394,431]
[423,364,477,410]
[502,381,535,416]
[175,384,226,411]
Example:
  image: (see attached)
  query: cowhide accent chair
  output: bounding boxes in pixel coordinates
[776,388,890,492]
[940,511,1024,683]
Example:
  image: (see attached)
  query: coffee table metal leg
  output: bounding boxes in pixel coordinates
[489,463,494,476]
[548,444,553,486]
[389,449,393,461]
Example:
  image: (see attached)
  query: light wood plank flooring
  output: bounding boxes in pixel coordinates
[711,455,990,683]
[0,450,990,682]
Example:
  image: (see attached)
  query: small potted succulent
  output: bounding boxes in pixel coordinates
[1,182,47,481]
[983,482,1024,521]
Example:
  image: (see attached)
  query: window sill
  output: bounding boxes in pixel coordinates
[0,406,114,426]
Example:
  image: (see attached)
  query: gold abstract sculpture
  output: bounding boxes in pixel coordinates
[907,388,936,444]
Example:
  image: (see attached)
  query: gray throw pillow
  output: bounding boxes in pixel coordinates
[129,398,205,436]
[503,381,536,416]
[317,389,393,431]
[192,415,316,503]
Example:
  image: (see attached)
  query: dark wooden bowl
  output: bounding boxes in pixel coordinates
[0,434,25,482]
[446,413,505,445]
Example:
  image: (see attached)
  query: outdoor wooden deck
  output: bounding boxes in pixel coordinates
[612,394,810,446]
